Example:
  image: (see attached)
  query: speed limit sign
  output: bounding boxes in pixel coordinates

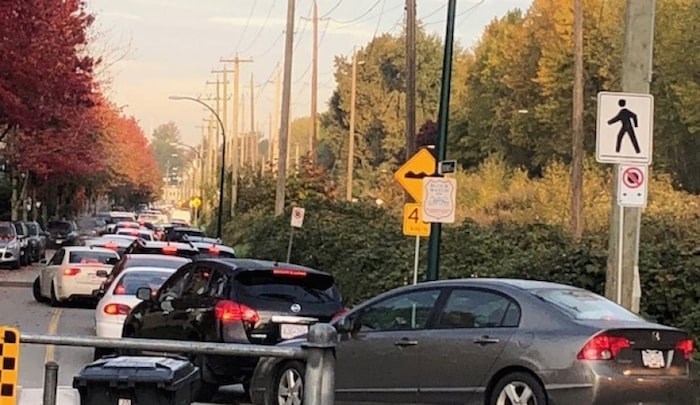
[290,207,306,228]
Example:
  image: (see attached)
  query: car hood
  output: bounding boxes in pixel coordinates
[0,239,18,248]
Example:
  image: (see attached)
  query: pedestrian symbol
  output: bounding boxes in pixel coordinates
[596,91,654,164]
[608,99,640,154]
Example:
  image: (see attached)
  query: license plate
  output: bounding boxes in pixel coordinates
[281,324,308,340]
[56,239,63,244]
[118,399,131,405]
[641,349,665,368]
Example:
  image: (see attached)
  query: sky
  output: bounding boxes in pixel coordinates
[86,0,534,147]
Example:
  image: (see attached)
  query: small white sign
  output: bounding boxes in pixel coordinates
[421,177,457,223]
[290,207,305,228]
[596,91,654,164]
[617,164,648,207]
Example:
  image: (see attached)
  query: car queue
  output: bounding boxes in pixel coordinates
[25,210,700,405]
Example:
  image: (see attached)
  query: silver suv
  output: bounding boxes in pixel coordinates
[0,222,21,269]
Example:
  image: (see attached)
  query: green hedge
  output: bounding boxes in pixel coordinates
[222,200,700,344]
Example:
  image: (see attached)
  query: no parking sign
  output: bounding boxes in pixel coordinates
[617,165,648,208]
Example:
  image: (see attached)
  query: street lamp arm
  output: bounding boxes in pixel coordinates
[169,96,226,143]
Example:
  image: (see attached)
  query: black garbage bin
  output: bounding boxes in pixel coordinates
[73,356,200,405]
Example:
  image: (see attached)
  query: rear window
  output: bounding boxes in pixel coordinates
[69,251,117,264]
[13,224,24,236]
[48,222,72,232]
[533,289,642,321]
[125,257,188,269]
[0,225,15,237]
[235,270,339,304]
[114,271,171,295]
[26,223,38,235]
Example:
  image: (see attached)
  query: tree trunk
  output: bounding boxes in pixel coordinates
[10,169,18,221]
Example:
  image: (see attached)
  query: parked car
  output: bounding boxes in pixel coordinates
[46,220,80,248]
[94,266,176,359]
[77,217,107,239]
[12,221,30,266]
[122,259,344,401]
[0,222,21,269]
[33,246,120,306]
[24,221,48,262]
[249,278,698,405]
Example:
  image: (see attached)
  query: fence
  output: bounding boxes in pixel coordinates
[20,323,337,405]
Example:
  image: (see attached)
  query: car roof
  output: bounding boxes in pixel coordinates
[61,246,119,254]
[124,253,191,262]
[191,242,234,252]
[172,227,202,232]
[119,266,178,275]
[86,237,133,245]
[193,258,331,276]
[404,278,579,291]
[135,240,198,250]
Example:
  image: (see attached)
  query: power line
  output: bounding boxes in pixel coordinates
[330,0,382,25]
[239,0,278,54]
[420,4,447,20]
[232,1,258,51]
[371,0,388,38]
[320,0,344,18]
[424,0,486,26]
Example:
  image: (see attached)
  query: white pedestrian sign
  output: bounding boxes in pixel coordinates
[596,91,654,164]
[617,164,648,208]
[421,177,457,224]
[290,207,305,228]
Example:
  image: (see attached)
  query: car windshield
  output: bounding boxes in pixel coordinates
[533,288,643,321]
[48,222,72,232]
[235,270,338,304]
[25,223,38,235]
[114,271,171,295]
[69,251,116,264]
[0,225,15,240]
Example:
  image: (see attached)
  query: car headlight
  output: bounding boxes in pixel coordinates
[7,242,18,249]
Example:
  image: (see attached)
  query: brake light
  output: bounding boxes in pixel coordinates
[130,230,139,236]
[577,334,630,360]
[215,300,259,324]
[332,309,349,321]
[162,246,177,255]
[675,338,694,360]
[63,268,81,276]
[114,285,127,295]
[273,269,307,278]
[209,246,220,255]
[103,303,130,315]
[104,242,118,250]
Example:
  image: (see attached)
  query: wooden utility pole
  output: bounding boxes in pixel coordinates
[205,78,222,172]
[405,0,417,161]
[272,65,282,172]
[268,112,273,164]
[220,56,253,217]
[212,65,233,168]
[571,0,585,241]
[300,1,328,162]
[241,93,247,166]
[346,48,358,201]
[275,0,296,216]
[250,73,257,165]
[605,0,655,312]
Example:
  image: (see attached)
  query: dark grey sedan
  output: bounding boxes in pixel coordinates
[250,278,698,405]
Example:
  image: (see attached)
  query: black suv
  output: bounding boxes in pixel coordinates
[123,239,200,258]
[23,221,47,262]
[122,259,344,401]
[46,220,80,248]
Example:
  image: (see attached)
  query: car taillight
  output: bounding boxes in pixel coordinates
[114,285,127,295]
[577,334,630,360]
[214,300,259,324]
[675,338,694,360]
[63,268,81,276]
[209,246,220,255]
[103,303,130,315]
[162,246,177,255]
[273,269,307,277]
[332,309,349,321]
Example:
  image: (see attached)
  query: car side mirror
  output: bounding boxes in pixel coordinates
[106,257,119,265]
[136,287,152,301]
[39,259,48,265]
[334,315,355,333]
[92,289,104,298]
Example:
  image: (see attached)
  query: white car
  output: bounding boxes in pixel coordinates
[115,228,155,241]
[93,266,175,358]
[32,246,119,306]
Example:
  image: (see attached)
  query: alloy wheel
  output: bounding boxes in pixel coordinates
[277,367,303,405]
[496,381,538,405]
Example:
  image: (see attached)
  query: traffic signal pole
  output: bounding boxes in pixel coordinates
[426,0,457,281]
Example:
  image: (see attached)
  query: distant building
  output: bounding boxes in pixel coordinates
[160,185,182,206]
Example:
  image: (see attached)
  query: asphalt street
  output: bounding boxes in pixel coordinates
[0,261,252,405]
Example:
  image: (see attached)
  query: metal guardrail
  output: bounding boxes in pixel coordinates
[21,323,337,405]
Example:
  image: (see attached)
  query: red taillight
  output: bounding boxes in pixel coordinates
[104,242,119,250]
[162,246,177,255]
[103,303,130,315]
[676,338,694,360]
[114,285,127,295]
[214,300,259,324]
[577,334,631,360]
[130,230,139,236]
[63,268,81,276]
[332,308,349,321]
[273,269,307,278]
[209,246,220,255]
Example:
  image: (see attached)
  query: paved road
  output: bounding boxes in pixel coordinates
[0,283,251,404]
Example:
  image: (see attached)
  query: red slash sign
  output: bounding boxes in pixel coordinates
[622,167,644,189]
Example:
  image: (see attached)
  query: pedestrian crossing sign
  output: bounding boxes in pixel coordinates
[596,91,654,164]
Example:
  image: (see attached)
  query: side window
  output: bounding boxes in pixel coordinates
[206,268,229,298]
[435,289,521,329]
[181,265,213,298]
[159,266,192,300]
[49,249,65,265]
[357,289,441,332]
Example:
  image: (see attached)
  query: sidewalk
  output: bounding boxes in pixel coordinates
[0,265,39,288]
[18,386,79,405]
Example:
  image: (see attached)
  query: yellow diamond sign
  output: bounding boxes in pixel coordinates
[394,148,436,202]
[189,196,202,209]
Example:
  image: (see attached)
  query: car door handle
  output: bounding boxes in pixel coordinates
[394,339,418,347]
[474,336,500,345]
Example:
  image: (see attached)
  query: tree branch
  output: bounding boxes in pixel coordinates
[0,125,13,142]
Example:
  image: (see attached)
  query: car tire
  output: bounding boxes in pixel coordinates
[33,277,47,303]
[264,361,305,405]
[191,354,219,402]
[489,371,547,405]
[10,260,20,270]
[49,282,61,307]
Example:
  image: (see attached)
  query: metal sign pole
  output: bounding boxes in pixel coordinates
[413,236,420,285]
[286,227,294,263]
[616,207,624,304]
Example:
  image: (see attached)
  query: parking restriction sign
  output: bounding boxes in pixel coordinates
[617,165,648,207]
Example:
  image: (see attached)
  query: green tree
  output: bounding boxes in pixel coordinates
[149,122,185,180]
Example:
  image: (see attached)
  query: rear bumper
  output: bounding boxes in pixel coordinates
[95,319,125,338]
[56,280,102,301]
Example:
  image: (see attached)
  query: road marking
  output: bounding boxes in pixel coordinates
[44,308,62,363]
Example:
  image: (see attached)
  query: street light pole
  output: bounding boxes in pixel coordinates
[169,96,227,238]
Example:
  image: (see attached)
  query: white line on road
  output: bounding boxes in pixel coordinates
[44,308,62,363]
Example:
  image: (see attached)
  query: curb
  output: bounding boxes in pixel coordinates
[0,280,33,288]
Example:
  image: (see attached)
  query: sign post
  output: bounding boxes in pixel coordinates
[286,207,305,263]
[402,203,430,284]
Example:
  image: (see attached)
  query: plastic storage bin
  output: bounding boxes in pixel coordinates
[73,356,200,405]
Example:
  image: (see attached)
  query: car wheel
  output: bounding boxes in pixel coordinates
[265,361,304,405]
[10,260,20,270]
[33,277,47,303]
[490,371,547,405]
[190,354,219,402]
[49,282,61,307]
